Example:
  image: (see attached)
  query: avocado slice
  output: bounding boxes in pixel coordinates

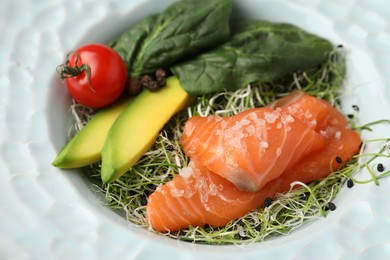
[52,98,130,168]
[101,76,190,183]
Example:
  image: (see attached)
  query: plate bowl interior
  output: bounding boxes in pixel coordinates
[46,0,390,255]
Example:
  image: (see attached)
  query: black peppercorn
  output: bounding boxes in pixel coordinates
[377,163,384,172]
[325,202,336,211]
[347,179,354,188]
[264,197,273,207]
[352,105,359,112]
[335,156,342,164]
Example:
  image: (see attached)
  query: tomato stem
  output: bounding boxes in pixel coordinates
[56,51,95,93]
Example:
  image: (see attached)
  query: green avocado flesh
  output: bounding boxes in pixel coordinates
[101,76,190,183]
[52,98,130,169]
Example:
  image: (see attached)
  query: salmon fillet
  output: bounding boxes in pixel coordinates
[181,104,327,192]
[270,91,348,132]
[146,92,361,232]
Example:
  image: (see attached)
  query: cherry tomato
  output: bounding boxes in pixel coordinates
[57,43,127,108]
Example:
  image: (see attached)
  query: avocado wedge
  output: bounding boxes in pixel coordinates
[52,98,130,168]
[101,76,190,183]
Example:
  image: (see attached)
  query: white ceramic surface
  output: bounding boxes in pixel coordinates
[1,0,390,259]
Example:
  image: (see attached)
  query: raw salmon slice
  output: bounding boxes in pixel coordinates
[267,128,360,193]
[146,160,260,231]
[146,128,360,232]
[181,106,326,192]
[270,91,347,133]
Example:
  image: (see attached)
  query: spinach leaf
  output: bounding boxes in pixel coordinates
[110,14,159,74]
[171,20,334,96]
[110,0,233,78]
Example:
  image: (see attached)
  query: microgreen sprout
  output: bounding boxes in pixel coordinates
[69,48,389,245]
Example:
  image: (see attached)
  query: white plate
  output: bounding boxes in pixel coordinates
[1,0,390,259]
